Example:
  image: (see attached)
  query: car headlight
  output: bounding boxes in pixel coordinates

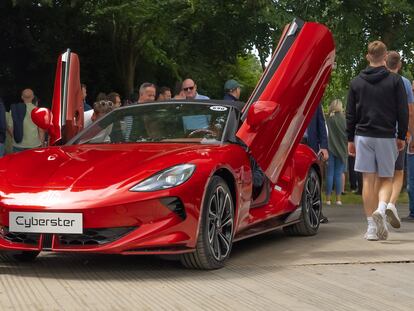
[130,164,196,192]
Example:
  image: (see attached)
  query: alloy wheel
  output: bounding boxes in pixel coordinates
[207,185,234,261]
[304,170,321,228]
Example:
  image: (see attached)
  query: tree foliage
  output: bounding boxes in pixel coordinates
[1,0,414,108]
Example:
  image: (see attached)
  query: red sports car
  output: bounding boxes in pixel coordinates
[0,19,335,269]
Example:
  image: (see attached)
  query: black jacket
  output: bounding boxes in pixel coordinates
[11,102,26,143]
[346,66,408,141]
[305,104,328,153]
[223,93,237,101]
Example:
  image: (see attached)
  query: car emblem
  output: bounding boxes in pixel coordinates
[210,106,228,111]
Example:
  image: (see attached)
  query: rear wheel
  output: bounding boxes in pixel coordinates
[0,251,40,262]
[284,167,321,236]
[180,176,234,269]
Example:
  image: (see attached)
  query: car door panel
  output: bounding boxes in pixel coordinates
[50,49,83,145]
[236,19,335,184]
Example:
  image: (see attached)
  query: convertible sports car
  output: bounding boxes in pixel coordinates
[0,19,335,269]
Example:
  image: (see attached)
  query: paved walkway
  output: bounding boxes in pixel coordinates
[0,204,413,310]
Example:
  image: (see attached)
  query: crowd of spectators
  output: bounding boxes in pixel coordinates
[0,77,242,157]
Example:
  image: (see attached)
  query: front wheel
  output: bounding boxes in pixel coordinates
[180,176,234,269]
[283,167,321,236]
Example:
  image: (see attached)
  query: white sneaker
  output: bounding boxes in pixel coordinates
[385,204,401,229]
[372,210,388,240]
[364,226,378,241]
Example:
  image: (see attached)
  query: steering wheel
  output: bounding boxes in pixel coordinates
[187,128,217,138]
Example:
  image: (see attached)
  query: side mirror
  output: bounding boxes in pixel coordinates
[246,100,280,129]
[31,107,52,130]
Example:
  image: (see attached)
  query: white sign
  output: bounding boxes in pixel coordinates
[9,212,83,234]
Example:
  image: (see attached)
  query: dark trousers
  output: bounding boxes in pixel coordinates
[348,155,362,193]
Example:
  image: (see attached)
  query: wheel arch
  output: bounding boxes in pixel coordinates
[288,144,321,207]
[213,168,237,212]
[311,162,322,183]
[193,165,239,247]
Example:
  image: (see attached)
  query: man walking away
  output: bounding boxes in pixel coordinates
[347,41,408,241]
[385,51,414,227]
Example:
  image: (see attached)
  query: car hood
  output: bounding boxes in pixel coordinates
[0,143,220,190]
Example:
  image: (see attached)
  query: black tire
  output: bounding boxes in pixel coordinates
[180,176,234,269]
[0,251,40,263]
[283,167,321,236]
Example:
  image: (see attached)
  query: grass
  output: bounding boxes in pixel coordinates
[322,190,409,205]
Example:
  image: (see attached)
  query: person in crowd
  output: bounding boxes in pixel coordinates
[107,92,122,108]
[32,95,39,107]
[96,92,107,102]
[84,91,107,128]
[138,82,156,103]
[347,41,408,241]
[223,79,242,100]
[81,83,93,111]
[123,82,156,141]
[182,78,209,100]
[9,88,45,152]
[348,155,363,194]
[82,99,115,143]
[341,170,346,195]
[125,92,138,106]
[173,81,186,99]
[84,99,114,128]
[143,115,165,141]
[0,97,6,157]
[5,109,13,154]
[158,87,172,101]
[406,136,414,222]
[385,51,414,226]
[325,99,347,206]
[303,103,329,223]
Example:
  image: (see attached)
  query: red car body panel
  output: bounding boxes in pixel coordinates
[0,144,252,253]
[237,21,335,183]
[0,19,334,257]
[49,50,83,145]
[0,143,314,254]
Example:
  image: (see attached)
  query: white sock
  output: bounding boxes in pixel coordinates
[387,202,396,210]
[367,217,376,228]
[378,201,387,215]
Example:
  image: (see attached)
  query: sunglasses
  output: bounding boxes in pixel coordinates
[93,100,114,111]
[183,86,195,92]
[95,100,113,106]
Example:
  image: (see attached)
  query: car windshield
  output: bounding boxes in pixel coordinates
[70,102,231,145]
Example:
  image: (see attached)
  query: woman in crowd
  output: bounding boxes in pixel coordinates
[326,99,347,205]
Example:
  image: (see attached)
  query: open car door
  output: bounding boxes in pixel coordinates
[236,18,335,184]
[49,49,83,145]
